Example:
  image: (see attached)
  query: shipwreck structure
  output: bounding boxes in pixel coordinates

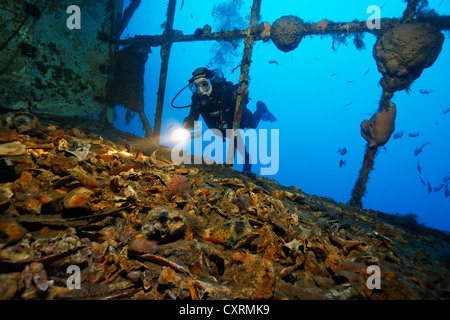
[1,0,450,301]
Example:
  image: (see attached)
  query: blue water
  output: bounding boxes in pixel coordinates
[115,0,450,232]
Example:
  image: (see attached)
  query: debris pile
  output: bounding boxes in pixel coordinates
[1,111,449,300]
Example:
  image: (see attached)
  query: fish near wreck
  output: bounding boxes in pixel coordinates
[393,131,404,140]
[414,143,430,157]
[417,160,422,175]
[433,184,445,192]
[418,175,426,186]
[360,104,397,148]
[268,60,280,66]
[337,147,347,156]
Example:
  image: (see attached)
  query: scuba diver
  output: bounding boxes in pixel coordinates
[181,67,276,172]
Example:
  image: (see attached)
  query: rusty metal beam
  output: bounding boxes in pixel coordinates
[153,0,177,140]
[232,0,262,131]
[117,15,450,48]
[226,0,262,167]
[116,0,141,38]
[403,0,421,23]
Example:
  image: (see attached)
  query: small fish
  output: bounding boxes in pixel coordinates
[419,89,434,95]
[123,143,132,152]
[380,3,387,9]
[427,180,432,194]
[419,175,426,186]
[442,108,450,115]
[268,60,280,66]
[346,80,356,83]
[330,73,338,77]
[339,159,346,168]
[445,184,450,197]
[393,131,404,140]
[414,142,430,157]
[439,0,444,6]
[433,183,445,192]
[364,68,370,75]
[408,132,420,138]
[168,124,174,130]
[345,102,353,107]
[190,14,193,19]
[417,160,422,175]
[337,147,347,156]
[443,175,450,184]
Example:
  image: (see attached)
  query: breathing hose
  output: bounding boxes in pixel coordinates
[171,84,191,109]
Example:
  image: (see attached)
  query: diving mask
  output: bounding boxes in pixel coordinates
[188,77,212,95]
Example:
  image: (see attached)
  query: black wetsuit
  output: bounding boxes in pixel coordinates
[183,80,262,137]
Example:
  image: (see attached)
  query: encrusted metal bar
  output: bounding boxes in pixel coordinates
[348,145,378,209]
[226,0,262,166]
[116,15,450,48]
[403,0,421,22]
[153,0,177,140]
[349,90,394,208]
[116,0,141,38]
[232,0,262,131]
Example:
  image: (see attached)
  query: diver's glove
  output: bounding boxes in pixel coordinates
[182,117,202,139]
[183,117,193,130]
